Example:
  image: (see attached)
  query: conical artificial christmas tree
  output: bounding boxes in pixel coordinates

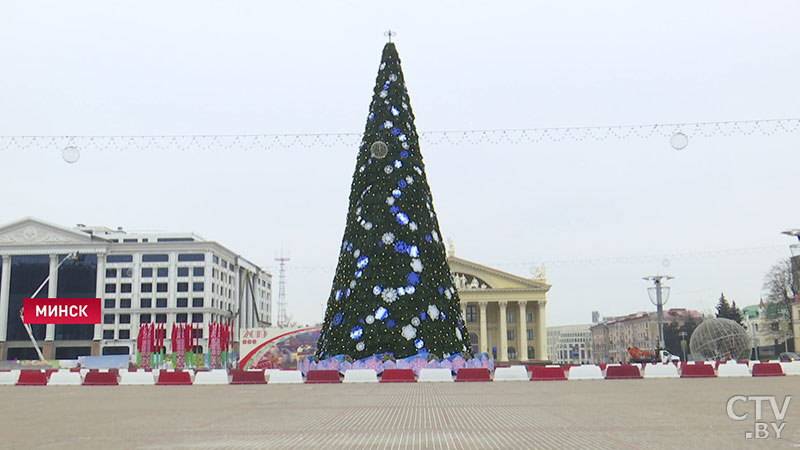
[316,42,472,361]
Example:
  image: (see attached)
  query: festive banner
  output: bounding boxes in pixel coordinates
[239,327,321,370]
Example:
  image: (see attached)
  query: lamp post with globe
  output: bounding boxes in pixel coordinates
[643,275,673,349]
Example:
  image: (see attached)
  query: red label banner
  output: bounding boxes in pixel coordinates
[23,298,101,324]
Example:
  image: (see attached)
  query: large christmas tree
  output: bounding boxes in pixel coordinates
[316,42,471,361]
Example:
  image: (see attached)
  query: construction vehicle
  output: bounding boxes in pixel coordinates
[627,346,680,364]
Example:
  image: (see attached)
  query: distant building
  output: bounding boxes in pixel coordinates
[547,324,592,364]
[742,303,793,358]
[590,308,702,364]
[0,217,271,360]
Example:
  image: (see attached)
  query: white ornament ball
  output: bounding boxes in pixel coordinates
[370,141,389,159]
[670,132,689,150]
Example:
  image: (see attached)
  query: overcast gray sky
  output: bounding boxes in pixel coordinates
[1,1,798,326]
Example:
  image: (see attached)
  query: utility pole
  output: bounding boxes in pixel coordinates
[644,275,673,349]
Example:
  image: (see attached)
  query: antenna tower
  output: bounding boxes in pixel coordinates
[275,252,290,327]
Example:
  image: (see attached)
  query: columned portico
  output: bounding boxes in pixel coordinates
[535,301,547,360]
[449,256,551,363]
[43,254,59,358]
[498,301,508,361]
[518,301,528,362]
[0,255,11,345]
[479,302,488,354]
[93,256,105,351]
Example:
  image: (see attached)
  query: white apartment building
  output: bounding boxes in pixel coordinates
[0,217,271,360]
[547,324,592,364]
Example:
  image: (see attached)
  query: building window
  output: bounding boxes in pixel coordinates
[178,267,189,277]
[528,346,535,359]
[103,315,115,324]
[142,254,169,263]
[508,347,517,359]
[176,313,188,323]
[466,305,477,322]
[120,283,132,293]
[107,255,133,263]
[157,267,168,278]
[156,298,167,308]
[140,298,152,308]
[527,329,534,341]
[141,268,153,278]
[193,267,204,277]
[140,314,151,323]
[177,282,188,292]
[177,298,188,308]
[120,268,132,278]
[120,299,131,309]
[193,298,204,307]
[156,283,168,292]
[103,330,114,340]
[507,312,515,323]
[526,312,533,323]
[141,284,152,293]
[771,322,780,332]
[507,330,515,341]
[119,330,130,339]
[119,314,130,324]
[105,284,116,294]
[105,269,117,278]
[193,282,204,292]
[192,313,203,323]
[155,314,166,323]
[178,253,205,262]
[104,299,115,309]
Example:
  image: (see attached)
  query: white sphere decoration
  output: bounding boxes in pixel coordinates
[370,141,388,159]
[670,132,689,150]
[689,318,751,361]
[62,146,80,163]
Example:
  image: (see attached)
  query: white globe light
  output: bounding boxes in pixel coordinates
[62,146,80,163]
[670,132,689,150]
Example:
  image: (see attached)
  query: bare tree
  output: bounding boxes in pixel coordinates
[763,259,797,307]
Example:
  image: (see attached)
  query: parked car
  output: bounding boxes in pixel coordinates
[779,352,800,361]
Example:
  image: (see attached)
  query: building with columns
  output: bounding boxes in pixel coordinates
[449,256,550,363]
[0,217,271,360]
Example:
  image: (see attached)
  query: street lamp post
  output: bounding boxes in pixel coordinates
[781,229,800,352]
[679,331,688,362]
[644,275,673,349]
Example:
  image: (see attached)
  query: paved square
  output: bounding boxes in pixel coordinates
[1,377,799,449]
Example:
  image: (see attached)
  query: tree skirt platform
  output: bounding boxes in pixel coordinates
[299,352,493,377]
